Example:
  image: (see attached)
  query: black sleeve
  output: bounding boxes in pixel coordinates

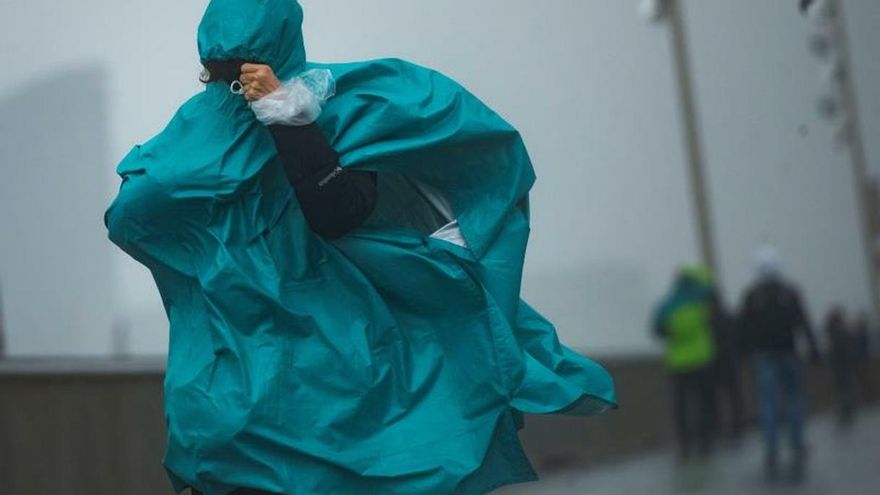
[791,288,819,357]
[737,292,754,356]
[652,306,667,339]
[268,123,378,240]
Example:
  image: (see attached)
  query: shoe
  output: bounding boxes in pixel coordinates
[790,448,807,483]
[764,453,779,483]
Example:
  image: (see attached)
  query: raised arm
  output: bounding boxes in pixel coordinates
[240,64,378,239]
[791,288,820,361]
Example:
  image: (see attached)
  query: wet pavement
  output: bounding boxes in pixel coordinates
[498,406,880,495]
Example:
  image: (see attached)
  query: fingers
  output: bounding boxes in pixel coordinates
[238,64,280,101]
[239,71,263,84]
[242,80,264,92]
[243,84,270,102]
[242,83,262,97]
[240,64,273,81]
[240,65,270,85]
[241,63,264,73]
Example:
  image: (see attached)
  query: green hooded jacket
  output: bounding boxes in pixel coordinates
[654,267,717,373]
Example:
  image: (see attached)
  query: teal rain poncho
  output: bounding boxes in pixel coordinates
[105,1,615,494]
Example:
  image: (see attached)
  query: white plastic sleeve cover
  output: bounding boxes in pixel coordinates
[249,69,336,126]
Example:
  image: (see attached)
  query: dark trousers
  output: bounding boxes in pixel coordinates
[671,366,715,458]
[714,361,744,439]
[830,351,856,424]
[755,352,805,456]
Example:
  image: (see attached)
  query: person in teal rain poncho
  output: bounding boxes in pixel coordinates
[104,1,616,494]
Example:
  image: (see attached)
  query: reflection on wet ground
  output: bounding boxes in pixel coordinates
[499,406,880,495]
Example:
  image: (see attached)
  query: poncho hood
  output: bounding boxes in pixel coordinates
[198,0,307,80]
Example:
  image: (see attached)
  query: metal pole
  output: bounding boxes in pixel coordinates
[828,0,880,317]
[666,0,719,273]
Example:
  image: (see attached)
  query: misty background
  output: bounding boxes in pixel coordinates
[0,0,877,357]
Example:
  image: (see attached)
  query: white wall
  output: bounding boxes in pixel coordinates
[682,0,873,326]
[0,0,209,355]
[0,0,873,357]
[844,0,880,176]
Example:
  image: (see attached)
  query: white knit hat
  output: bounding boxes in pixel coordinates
[755,245,782,279]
